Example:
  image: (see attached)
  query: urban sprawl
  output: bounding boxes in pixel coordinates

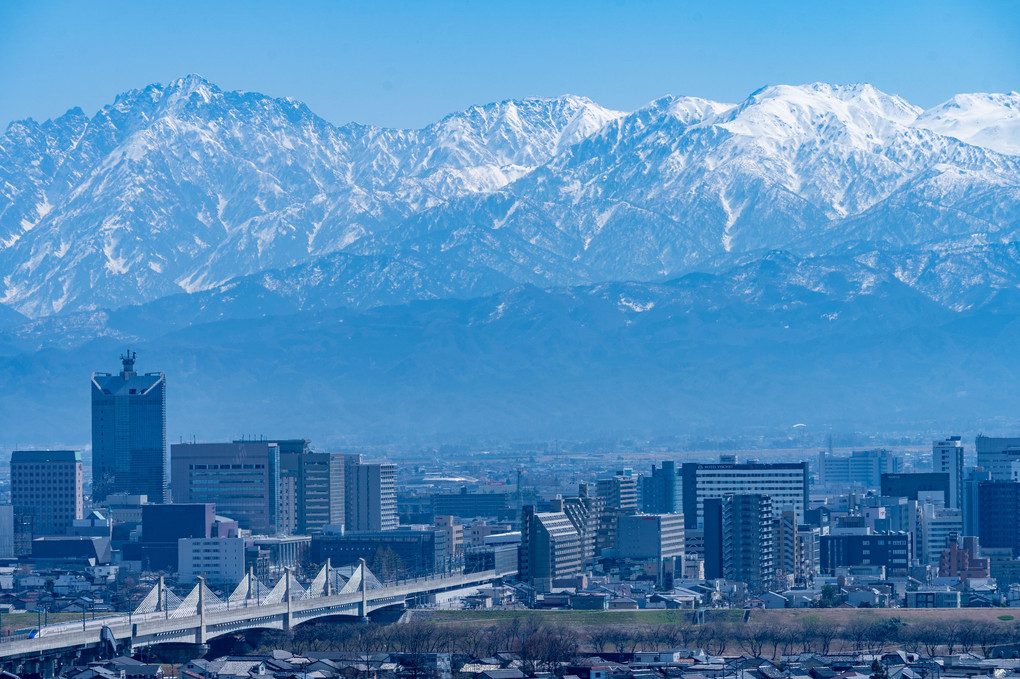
[3,353,1020,678]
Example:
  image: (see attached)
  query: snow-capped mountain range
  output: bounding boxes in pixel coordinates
[1,76,1019,319]
[2,77,1020,444]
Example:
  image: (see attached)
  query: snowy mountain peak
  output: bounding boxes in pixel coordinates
[914,91,1020,156]
[719,82,921,142]
[2,80,1020,318]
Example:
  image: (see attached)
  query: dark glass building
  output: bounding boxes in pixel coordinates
[978,481,1020,554]
[819,532,912,575]
[91,352,167,503]
[880,472,950,501]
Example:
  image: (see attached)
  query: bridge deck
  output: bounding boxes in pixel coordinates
[0,570,499,661]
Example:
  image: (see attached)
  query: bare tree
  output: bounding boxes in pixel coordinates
[975,621,1006,658]
[735,622,772,658]
[800,619,840,655]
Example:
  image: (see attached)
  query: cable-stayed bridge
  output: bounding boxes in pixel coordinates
[0,560,502,676]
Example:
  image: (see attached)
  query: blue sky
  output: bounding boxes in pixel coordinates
[1,0,1018,129]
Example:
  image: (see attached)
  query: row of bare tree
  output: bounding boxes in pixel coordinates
[252,614,1020,669]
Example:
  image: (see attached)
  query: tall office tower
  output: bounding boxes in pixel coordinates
[594,470,638,552]
[344,455,397,532]
[0,505,14,559]
[796,525,821,584]
[774,509,800,588]
[933,436,965,509]
[520,505,583,592]
[640,461,682,513]
[977,481,1020,554]
[681,460,808,529]
[975,435,1020,481]
[918,501,963,567]
[722,494,775,594]
[170,442,281,534]
[239,439,344,534]
[10,450,84,536]
[964,468,992,536]
[702,498,724,580]
[562,491,603,565]
[91,351,167,502]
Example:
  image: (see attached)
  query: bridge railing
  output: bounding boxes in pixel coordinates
[0,568,500,655]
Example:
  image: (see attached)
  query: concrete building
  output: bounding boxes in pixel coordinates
[279,475,298,535]
[520,506,582,592]
[344,455,397,532]
[0,505,14,558]
[919,502,963,567]
[722,494,774,594]
[976,435,1020,481]
[596,470,638,512]
[10,449,84,536]
[933,436,965,509]
[617,513,685,561]
[311,528,445,577]
[246,440,344,535]
[640,461,682,514]
[464,520,513,548]
[561,491,603,564]
[796,524,821,584]
[938,535,990,582]
[818,449,902,490]
[170,442,281,534]
[774,510,799,588]
[92,351,167,503]
[178,537,246,586]
[434,515,464,558]
[681,461,808,529]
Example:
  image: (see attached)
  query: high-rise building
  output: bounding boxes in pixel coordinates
[774,509,800,588]
[918,501,963,567]
[0,505,14,559]
[933,436,965,509]
[596,470,638,512]
[561,491,603,565]
[344,455,397,532]
[976,436,1020,481]
[239,439,344,534]
[964,468,992,536]
[170,442,281,534]
[722,494,775,594]
[641,461,682,514]
[10,450,84,536]
[703,498,724,580]
[977,481,1020,554]
[681,461,808,529]
[520,505,582,591]
[91,351,167,503]
[796,524,821,584]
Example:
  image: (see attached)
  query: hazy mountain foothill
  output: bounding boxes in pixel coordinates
[2,76,1019,446]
